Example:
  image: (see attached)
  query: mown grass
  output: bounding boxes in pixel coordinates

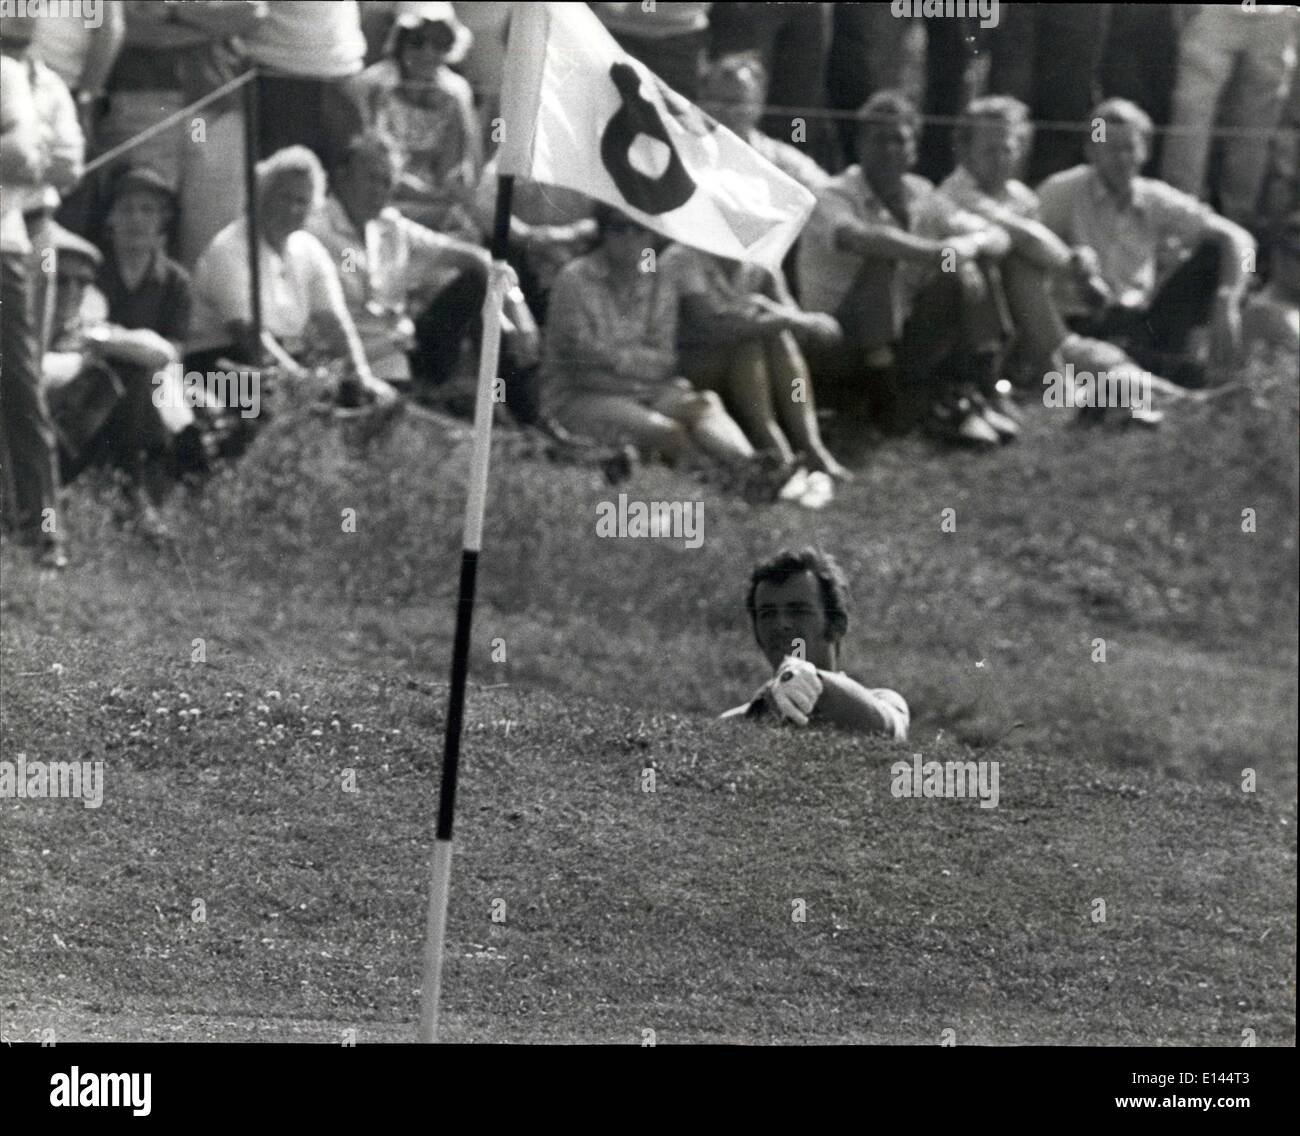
[0,354,1296,1042]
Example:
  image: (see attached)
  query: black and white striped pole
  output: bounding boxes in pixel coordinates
[418,174,516,1044]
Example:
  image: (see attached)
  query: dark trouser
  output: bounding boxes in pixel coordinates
[61,360,174,487]
[989,5,1112,186]
[1099,4,1178,172]
[255,74,363,170]
[1072,240,1222,380]
[917,16,984,184]
[410,265,541,425]
[0,251,62,543]
[811,261,1010,434]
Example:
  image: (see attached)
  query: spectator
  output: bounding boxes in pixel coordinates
[541,205,756,470]
[661,240,849,481]
[1162,5,1298,231]
[722,547,909,738]
[352,1,482,240]
[796,91,1016,447]
[242,0,366,170]
[92,0,261,266]
[92,168,200,518]
[591,2,711,101]
[1242,210,1300,358]
[698,55,830,194]
[707,3,838,171]
[0,54,66,569]
[1038,98,1257,387]
[41,216,183,541]
[187,145,395,409]
[1,14,84,353]
[940,95,1167,425]
[308,131,541,420]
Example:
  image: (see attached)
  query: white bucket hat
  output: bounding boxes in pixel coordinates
[385,1,473,65]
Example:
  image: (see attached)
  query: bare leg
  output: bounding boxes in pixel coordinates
[1001,255,1071,371]
[554,392,690,464]
[766,331,851,479]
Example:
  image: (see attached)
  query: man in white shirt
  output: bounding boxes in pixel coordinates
[722,547,909,739]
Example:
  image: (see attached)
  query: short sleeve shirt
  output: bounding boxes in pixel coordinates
[939,164,1041,221]
[1035,164,1216,309]
[188,218,347,354]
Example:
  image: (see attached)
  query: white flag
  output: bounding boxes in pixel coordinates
[497,1,815,272]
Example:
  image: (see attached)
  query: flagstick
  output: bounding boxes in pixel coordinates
[419,175,516,1044]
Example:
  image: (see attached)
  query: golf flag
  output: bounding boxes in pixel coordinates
[497,1,816,272]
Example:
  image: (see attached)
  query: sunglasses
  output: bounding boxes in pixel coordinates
[404,22,455,51]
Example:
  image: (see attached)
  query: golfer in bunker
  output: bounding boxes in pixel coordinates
[723,548,909,738]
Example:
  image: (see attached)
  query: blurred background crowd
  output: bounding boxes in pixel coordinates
[2,2,1298,567]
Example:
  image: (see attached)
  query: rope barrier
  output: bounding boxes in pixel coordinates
[81,69,258,178]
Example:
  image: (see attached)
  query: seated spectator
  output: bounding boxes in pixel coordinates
[941,96,1168,424]
[351,2,482,241]
[41,221,178,540]
[308,131,541,420]
[698,54,830,195]
[1038,98,1257,387]
[796,91,1016,447]
[541,205,757,470]
[1243,211,1300,358]
[187,145,395,407]
[660,239,850,481]
[722,547,909,739]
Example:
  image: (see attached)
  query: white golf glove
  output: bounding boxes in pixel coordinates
[768,656,824,726]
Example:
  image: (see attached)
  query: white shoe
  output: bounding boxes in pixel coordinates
[778,467,811,501]
[798,470,834,510]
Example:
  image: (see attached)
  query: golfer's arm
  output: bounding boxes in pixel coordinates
[812,671,900,735]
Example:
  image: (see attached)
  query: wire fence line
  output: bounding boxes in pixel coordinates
[78,66,1290,183]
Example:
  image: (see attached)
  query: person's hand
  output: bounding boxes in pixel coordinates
[1209,287,1243,370]
[765,656,824,727]
[507,324,541,367]
[794,311,843,348]
[362,373,399,407]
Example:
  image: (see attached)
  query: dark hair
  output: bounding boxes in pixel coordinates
[745,547,850,640]
[855,89,921,134]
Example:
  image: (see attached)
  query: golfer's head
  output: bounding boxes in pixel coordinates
[746,548,850,671]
